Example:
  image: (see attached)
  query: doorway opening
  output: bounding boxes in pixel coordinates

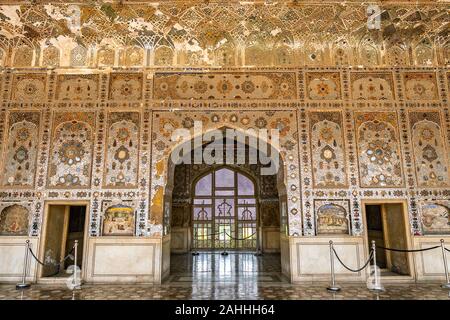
[164,128,288,284]
[364,202,411,277]
[40,204,87,278]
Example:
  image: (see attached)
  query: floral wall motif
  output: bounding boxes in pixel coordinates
[309,111,347,188]
[1,112,40,187]
[102,204,135,236]
[403,72,438,101]
[0,204,29,236]
[153,72,297,100]
[355,112,403,188]
[42,46,60,67]
[47,112,95,188]
[104,112,140,188]
[420,201,450,234]
[350,72,394,100]
[306,72,341,100]
[11,74,47,102]
[109,73,143,101]
[56,75,99,101]
[409,112,448,187]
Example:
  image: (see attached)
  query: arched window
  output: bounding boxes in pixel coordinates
[192,167,257,250]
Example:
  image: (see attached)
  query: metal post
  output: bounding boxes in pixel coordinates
[72,240,80,290]
[327,240,341,292]
[16,240,31,290]
[440,239,450,289]
[254,227,262,256]
[369,240,384,292]
[192,229,199,256]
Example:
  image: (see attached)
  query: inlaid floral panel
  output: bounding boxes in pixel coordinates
[153,72,297,100]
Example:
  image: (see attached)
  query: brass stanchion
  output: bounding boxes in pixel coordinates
[72,240,81,290]
[16,240,31,290]
[327,240,341,292]
[369,240,384,292]
[439,239,450,289]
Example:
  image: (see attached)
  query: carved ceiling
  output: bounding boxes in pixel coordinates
[0,1,448,66]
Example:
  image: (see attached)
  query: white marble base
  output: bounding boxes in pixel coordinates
[0,237,39,283]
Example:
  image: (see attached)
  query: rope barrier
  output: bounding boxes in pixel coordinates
[376,245,440,253]
[332,248,374,273]
[225,232,256,241]
[445,247,450,253]
[28,245,75,267]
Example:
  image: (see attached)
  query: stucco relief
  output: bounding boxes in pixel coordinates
[306,72,341,100]
[104,112,140,188]
[350,73,394,100]
[153,72,297,100]
[1,112,40,187]
[56,75,99,101]
[11,74,47,102]
[150,110,300,236]
[403,73,438,101]
[355,112,403,188]
[109,73,143,101]
[409,112,448,188]
[47,112,95,188]
[309,111,347,188]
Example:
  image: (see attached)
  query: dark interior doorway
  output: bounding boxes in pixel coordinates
[42,204,86,278]
[365,203,411,276]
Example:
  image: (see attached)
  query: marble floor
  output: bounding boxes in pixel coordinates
[1,252,450,300]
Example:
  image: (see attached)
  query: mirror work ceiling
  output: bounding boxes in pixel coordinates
[0,1,448,54]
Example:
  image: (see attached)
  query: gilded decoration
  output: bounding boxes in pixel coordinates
[306,72,341,100]
[355,112,403,188]
[309,111,347,188]
[153,72,297,100]
[109,73,143,101]
[11,74,47,102]
[47,112,95,189]
[1,112,40,188]
[104,112,140,188]
[350,72,394,100]
[403,72,438,101]
[56,74,99,101]
[409,112,448,187]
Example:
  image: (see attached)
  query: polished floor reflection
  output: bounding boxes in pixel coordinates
[1,252,450,300]
[167,252,284,284]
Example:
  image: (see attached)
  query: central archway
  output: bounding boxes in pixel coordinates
[161,126,289,283]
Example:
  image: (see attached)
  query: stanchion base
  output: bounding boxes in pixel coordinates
[369,286,385,292]
[441,283,450,289]
[254,251,263,256]
[191,252,200,256]
[221,252,229,256]
[326,286,341,292]
[15,283,31,290]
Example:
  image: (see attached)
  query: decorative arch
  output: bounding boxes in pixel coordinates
[97,46,115,66]
[42,45,60,67]
[71,45,88,67]
[13,45,34,67]
[119,46,144,67]
[154,45,174,66]
[47,120,94,188]
[414,38,434,66]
